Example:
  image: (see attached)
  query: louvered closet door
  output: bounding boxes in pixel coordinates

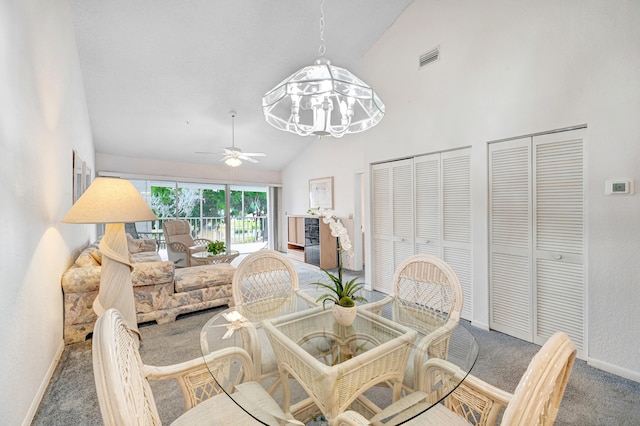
[533,130,584,351]
[489,138,533,341]
[414,149,472,320]
[414,154,441,256]
[441,149,472,319]
[371,159,414,294]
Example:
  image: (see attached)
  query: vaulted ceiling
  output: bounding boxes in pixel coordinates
[70,0,413,171]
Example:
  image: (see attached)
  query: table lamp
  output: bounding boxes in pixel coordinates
[63,177,157,336]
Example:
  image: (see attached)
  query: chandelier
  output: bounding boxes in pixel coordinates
[261,0,385,138]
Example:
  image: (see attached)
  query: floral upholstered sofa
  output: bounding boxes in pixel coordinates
[61,236,236,344]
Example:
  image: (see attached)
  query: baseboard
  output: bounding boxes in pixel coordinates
[470,319,490,331]
[588,357,640,383]
[22,339,65,426]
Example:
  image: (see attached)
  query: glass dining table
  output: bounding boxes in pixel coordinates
[200,290,478,425]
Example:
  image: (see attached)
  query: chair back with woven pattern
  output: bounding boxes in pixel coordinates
[501,331,576,426]
[93,308,162,426]
[392,255,463,333]
[232,250,300,306]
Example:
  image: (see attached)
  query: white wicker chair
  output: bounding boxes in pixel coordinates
[333,331,577,426]
[92,308,301,426]
[162,220,211,267]
[231,250,317,391]
[364,254,463,390]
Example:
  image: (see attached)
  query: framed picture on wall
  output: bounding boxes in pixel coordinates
[72,150,84,203]
[309,176,334,209]
[84,164,92,192]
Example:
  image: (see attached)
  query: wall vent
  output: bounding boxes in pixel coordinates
[419,46,440,69]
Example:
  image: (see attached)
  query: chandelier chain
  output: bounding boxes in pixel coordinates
[318,0,326,57]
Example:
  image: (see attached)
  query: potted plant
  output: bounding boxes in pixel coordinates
[309,207,367,326]
[206,240,226,255]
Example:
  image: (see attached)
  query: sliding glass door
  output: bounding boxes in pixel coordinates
[130,179,269,255]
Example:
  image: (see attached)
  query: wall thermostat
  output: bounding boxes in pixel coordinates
[605,179,634,195]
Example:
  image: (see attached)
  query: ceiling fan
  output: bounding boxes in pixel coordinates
[196,111,266,167]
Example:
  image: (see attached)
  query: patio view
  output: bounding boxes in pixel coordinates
[131,180,269,255]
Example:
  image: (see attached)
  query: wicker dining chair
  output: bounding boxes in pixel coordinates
[162,220,212,267]
[231,250,317,391]
[92,308,300,426]
[334,331,576,426]
[364,254,463,390]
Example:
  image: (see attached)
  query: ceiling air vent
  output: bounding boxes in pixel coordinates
[419,46,440,69]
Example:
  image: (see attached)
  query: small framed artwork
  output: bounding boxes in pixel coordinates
[84,164,92,192]
[309,176,334,209]
[73,150,84,203]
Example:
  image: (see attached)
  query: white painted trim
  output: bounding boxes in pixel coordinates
[588,358,640,383]
[471,320,490,331]
[22,339,65,426]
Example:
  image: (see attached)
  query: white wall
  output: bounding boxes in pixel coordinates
[0,1,95,423]
[281,0,640,381]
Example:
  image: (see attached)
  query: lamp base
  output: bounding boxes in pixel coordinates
[95,223,139,337]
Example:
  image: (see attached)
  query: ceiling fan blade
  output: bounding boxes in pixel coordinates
[238,155,258,163]
[243,152,266,157]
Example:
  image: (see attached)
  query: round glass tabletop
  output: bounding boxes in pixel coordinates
[200,290,478,425]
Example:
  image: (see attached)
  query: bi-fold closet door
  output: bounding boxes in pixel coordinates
[371,148,472,320]
[489,128,585,353]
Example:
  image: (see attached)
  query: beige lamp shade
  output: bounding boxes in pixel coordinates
[63,177,157,224]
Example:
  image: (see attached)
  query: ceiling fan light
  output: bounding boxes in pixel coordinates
[225,157,242,167]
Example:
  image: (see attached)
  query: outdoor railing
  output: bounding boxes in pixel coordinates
[138,216,268,246]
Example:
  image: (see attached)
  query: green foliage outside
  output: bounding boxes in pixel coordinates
[149,185,267,240]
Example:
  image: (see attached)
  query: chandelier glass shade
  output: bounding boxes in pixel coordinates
[262,57,384,138]
[261,0,384,138]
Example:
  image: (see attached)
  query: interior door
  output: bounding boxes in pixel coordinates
[533,130,585,350]
[414,153,441,256]
[371,159,414,294]
[489,138,533,341]
[441,149,473,320]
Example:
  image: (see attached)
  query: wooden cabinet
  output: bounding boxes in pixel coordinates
[287,215,337,269]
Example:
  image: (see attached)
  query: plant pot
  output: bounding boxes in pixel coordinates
[332,304,357,327]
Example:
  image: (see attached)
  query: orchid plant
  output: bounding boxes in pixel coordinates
[308,207,367,308]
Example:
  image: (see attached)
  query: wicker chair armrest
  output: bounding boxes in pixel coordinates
[187,245,207,257]
[192,238,213,246]
[168,241,189,253]
[420,358,512,425]
[359,295,393,315]
[413,318,458,384]
[143,347,256,410]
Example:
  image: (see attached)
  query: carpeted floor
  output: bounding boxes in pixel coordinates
[32,262,640,425]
